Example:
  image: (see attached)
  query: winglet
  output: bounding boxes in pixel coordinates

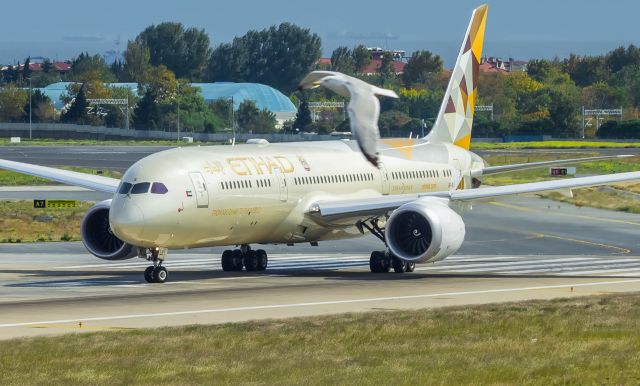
[427,4,488,149]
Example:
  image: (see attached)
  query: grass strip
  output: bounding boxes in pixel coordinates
[1,293,640,385]
[472,141,640,150]
[0,200,89,242]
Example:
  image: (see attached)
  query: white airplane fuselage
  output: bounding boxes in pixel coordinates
[109,139,484,249]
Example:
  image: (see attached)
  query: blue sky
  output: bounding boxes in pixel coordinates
[2,0,639,65]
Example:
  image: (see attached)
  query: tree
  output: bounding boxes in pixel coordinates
[61,83,90,124]
[0,86,28,122]
[606,45,640,74]
[235,100,276,133]
[379,52,395,77]
[123,41,151,82]
[23,90,54,123]
[42,59,54,74]
[293,100,312,131]
[563,54,608,86]
[208,23,321,93]
[69,53,116,82]
[22,57,31,83]
[352,45,372,73]
[331,46,355,74]
[402,50,443,87]
[135,22,211,80]
[547,89,580,137]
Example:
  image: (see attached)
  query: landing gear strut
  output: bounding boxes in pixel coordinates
[360,218,415,274]
[221,245,268,272]
[141,247,168,283]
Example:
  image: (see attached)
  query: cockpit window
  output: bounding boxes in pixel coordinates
[118,182,132,194]
[151,182,168,194]
[131,182,150,194]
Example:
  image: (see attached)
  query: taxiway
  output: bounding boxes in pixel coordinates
[0,196,638,339]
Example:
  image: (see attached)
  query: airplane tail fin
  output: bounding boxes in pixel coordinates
[426,4,488,150]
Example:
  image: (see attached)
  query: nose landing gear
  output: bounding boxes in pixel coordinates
[140,247,169,283]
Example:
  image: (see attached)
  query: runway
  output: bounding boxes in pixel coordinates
[0,196,639,339]
[0,145,638,173]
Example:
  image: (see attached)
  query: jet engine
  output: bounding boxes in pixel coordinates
[81,200,137,260]
[385,198,465,263]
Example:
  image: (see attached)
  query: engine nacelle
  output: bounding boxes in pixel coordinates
[385,198,465,263]
[81,200,137,260]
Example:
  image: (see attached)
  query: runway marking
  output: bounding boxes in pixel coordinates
[1,279,640,328]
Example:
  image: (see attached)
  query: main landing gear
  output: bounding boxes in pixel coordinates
[221,245,268,272]
[369,250,415,274]
[141,247,169,283]
[360,218,415,274]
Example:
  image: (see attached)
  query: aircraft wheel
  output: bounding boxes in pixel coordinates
[256,249,268,271]
[143,266,154,283]
[405,262,415,273]
[244,250,259,271]
[370,251,390,273]
[153,266,168,283]
[221,250,235,271]
[231,249,244,271]
[392,256,407,273]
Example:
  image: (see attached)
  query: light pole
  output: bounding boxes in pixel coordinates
[28,77,32,140]
[176,84,180,142]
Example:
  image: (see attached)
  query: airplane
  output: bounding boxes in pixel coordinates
[1,4,639,284]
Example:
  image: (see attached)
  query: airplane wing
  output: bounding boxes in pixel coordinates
[480,155,633,175]
[310,171,640,221]
[0,159,119,194]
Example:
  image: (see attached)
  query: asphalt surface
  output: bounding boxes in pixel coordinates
[0,145,638,173]
[0,196,639,339]
[0,144,639,339]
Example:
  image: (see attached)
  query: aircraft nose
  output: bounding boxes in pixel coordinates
[110,201,145,242]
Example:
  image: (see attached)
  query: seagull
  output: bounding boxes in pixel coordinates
[298,71,399,167]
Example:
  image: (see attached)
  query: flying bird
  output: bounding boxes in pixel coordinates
[298,71,399,167]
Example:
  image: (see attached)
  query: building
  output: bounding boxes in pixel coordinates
[480,57,528,73]
[36,81,297,126]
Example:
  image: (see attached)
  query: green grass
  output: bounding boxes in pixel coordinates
[0,167,122,186]
[0,200,90,242]
[482,153,640,213]
[472,140,640,150]
[2,293,640,385]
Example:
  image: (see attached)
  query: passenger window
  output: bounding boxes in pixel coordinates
[131,182,150,194]
[118,182,132,194]
[151,182,168,194]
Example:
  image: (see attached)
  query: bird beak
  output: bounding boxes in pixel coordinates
[298,81,321,91]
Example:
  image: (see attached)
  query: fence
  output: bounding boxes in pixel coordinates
[0,123,338,142]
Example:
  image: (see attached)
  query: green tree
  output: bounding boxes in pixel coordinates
[23,90,54,123]
[208,23,321,93]
[379,52,395,77]
[0,86,28,121]
[69,53,116,82]
[331,46,355,74]
[606,45,640,74]
[22,57,31,83]
[42,59,54,74]
[293,100,312,131]
[548,89,580,137]
[135,22,211,80]
[563,54,608,86]
[401,50,443,87]
[61,83,90,124]
[236,100,277,133]
[352,45,372,73]
[123,41,151,82]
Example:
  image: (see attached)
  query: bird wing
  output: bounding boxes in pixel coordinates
[345,82,381,166]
